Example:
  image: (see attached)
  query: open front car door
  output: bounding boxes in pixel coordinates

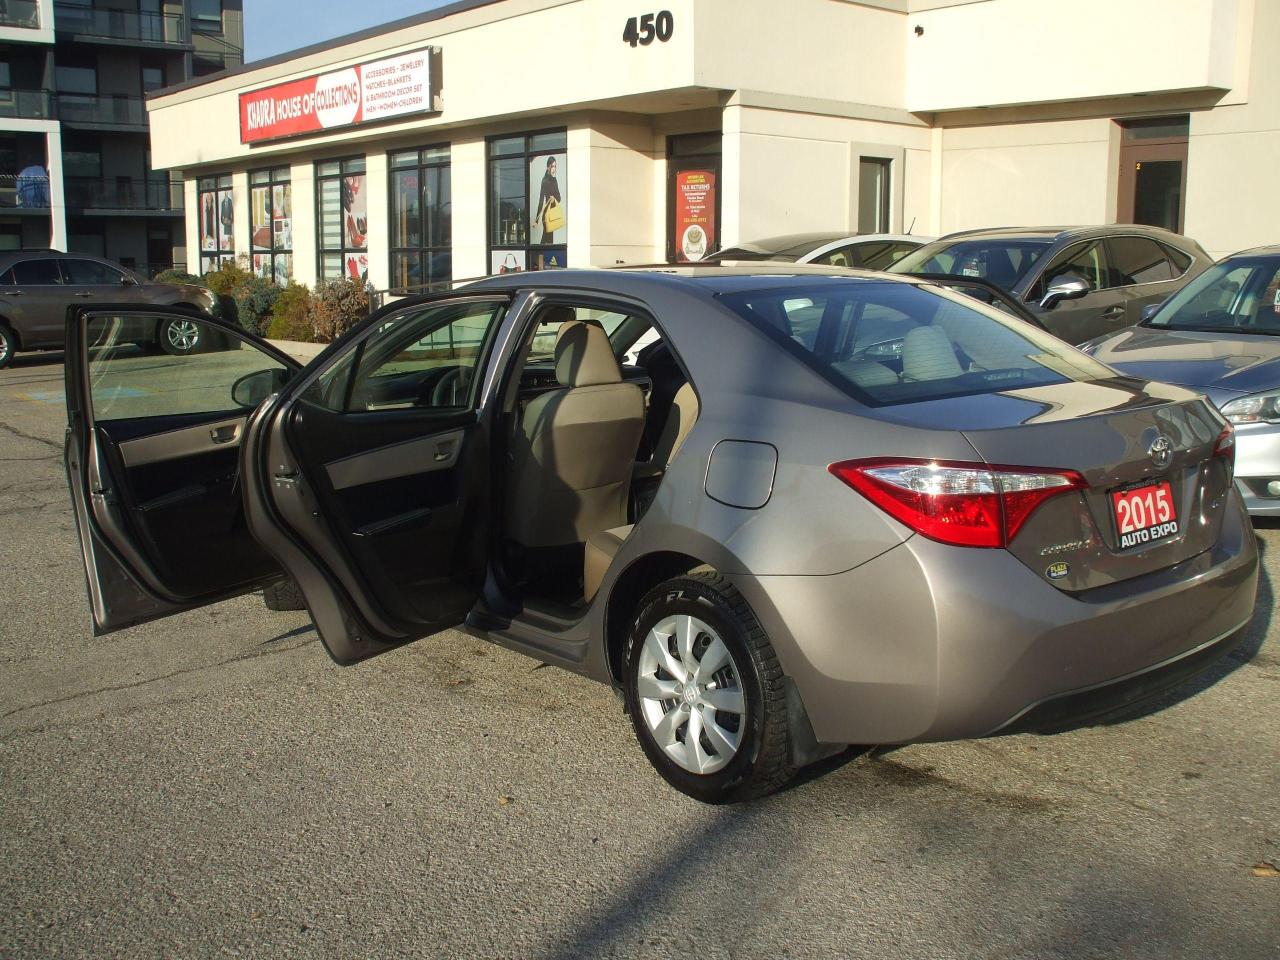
[65,306,300,634]
[238,293,515,663]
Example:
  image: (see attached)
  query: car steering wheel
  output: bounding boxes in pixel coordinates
[430,366,470,407]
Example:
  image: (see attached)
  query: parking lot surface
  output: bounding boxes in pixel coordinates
[2,352,1278,960]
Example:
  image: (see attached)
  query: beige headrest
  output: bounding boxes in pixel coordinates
[543,305,577,330]
[555,320,621,387]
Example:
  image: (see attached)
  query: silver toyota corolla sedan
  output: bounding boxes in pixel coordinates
[63,266,1257,803]
[1083,246,1280,516]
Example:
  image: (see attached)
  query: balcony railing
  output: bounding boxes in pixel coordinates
[65,176,184,212]
[0,171,51,210]
[56,92,146,127]
[0,0,41,29]
[0,87,54,120]
[54,3,186,44]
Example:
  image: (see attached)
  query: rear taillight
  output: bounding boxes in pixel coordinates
[1213,422,1235,480]
[828,458,1087,548]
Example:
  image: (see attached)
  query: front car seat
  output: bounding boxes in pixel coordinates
[507,320,646,547]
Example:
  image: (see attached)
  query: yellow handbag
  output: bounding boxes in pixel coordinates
[543,197,565,233]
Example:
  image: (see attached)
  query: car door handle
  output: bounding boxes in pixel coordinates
[74,292,94,298]
[210,424,240,444]
[6,290,22,296]
[1101,305,1125,319]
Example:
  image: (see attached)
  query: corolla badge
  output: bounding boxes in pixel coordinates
[1149,436,1173,469]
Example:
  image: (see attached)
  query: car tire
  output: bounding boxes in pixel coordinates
[624,572,793,803]
[158,317,203,356]
[262,578,307,611]
[0,324,15,369]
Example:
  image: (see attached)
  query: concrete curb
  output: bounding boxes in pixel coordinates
[267,339,327,363]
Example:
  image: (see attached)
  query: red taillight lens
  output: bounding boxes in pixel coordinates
[1213,422,1235,480]
[828,458,1087,548]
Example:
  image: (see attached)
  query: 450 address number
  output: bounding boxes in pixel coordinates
[623,11,674,47]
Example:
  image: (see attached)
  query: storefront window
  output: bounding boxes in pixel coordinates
[316,156,367,283]
[388,145,451,293]
[197,174,234,274]
[250,167,292,284]
[487,129,566,275]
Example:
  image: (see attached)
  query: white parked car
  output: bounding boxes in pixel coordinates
[709,232,932,271]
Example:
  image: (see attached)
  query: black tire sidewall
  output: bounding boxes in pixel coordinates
[0,326,13,368]
[624,578,771,803]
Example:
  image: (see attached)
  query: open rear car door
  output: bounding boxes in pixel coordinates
[65,295,517,665]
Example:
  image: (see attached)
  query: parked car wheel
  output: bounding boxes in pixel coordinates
[624,572,793,803]
[0,324,15,369]
[158,317,203,356]
[262,578,307,611]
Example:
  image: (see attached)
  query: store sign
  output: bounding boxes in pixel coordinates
[674,169,715,262]
[239,47,440,144]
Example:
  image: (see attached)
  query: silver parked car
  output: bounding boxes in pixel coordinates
[0,251,215,368]
[1083,246,1280,516]
[709,232,930,271]
[889,225,1211,345]
[63,266,1256,802]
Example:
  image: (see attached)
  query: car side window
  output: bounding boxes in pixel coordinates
[63,259,125,285]
[1030,241,1106,299]
[10,259,63,285]
[862,242,920,271]
[812,246,856,268]
[85,315,288,422]
[304,299,508,413]
[1162,243,1194,275]
[1106,237,1174,287]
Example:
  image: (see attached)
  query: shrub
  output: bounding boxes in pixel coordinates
[200,257,256,325]
[311,277,371,343]
[265,282,316,342]
[154,268,202,286]
[233,275,282,336]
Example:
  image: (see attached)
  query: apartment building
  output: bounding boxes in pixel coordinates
[0,0,243,274]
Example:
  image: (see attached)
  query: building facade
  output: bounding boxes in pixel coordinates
[147,0,1277,294]
[1,0,243,274]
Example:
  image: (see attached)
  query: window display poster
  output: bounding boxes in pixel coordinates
[529,153,566,245]
[253,253,271,279]
[251,187,271,250]
[346,252,368,282]
[531,248,566,271]
[273,183,292,250]
[201,192,216,252]
[491,250,526,275]
[274,253,293,282]
[218,189,234,251]
[343,174,367,250]
[674,169,715,262]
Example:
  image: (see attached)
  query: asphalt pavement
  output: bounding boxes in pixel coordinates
[1,351,1278,959]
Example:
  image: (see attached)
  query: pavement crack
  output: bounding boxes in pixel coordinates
[0,633,318,727]
[0,420,61,452]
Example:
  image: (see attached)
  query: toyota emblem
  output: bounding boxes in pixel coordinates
[1149,436,1173,469]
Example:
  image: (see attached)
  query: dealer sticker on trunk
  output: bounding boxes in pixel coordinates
[1111,481,1178,549]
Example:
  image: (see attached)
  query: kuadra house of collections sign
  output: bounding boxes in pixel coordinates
[239,47,441,144]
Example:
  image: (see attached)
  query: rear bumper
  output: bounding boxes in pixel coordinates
[727,490,1257,745]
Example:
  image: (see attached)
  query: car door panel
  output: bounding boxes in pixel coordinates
[239,294,518,664]
[65,306,300,634]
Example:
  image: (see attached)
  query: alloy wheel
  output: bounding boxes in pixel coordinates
[636,613,746,775]
[166,320,200,352]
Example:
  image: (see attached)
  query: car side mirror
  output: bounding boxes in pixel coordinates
[1139,301,1164,324]
[1038,275,1091,310]
[121,275,138,287]
[231,367,289,408]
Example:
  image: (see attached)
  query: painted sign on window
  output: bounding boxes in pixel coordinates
[239,48,439,144]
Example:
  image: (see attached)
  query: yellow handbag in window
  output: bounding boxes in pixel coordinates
[543,197,565,234]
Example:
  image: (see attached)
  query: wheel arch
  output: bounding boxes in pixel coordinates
[603,549,714,686]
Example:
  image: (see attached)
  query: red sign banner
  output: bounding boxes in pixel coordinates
[674,169,716,262]
[239,48,437,144]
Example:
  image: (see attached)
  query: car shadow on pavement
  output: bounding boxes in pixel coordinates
[7,351,65,369]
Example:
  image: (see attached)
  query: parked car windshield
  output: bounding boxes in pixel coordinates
[718,279,1112,407]
[712,235,838,262]
[1146,255,1280,335]
[891,237,1053,290]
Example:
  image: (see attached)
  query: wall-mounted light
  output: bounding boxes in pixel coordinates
[914,24,924,36]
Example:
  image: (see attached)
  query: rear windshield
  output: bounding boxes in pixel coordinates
[892,238,1053,290]
[718,279,1112,406]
